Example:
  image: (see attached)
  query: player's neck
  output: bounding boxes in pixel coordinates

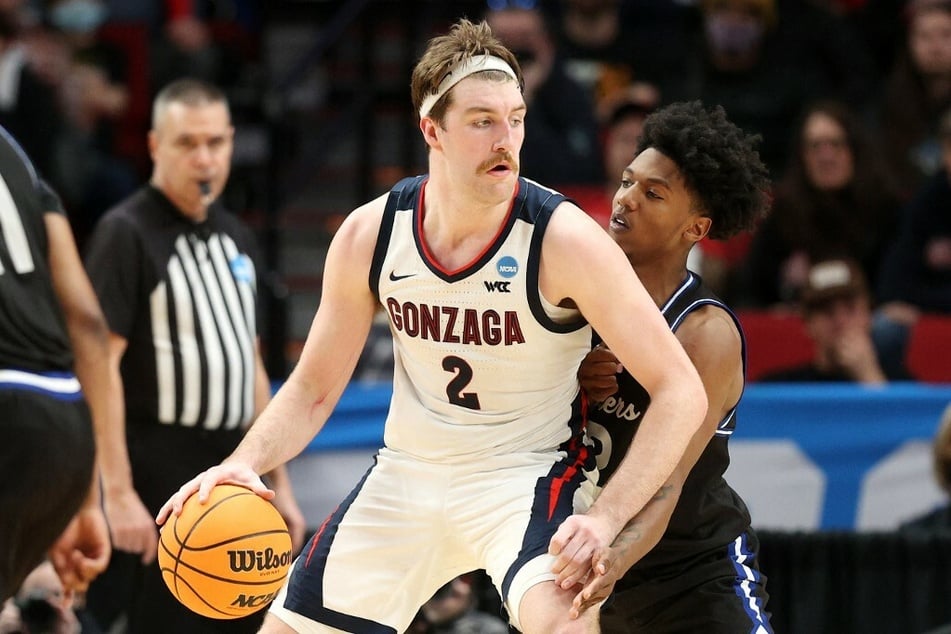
[421,180,511,270]
[633,259,690,308]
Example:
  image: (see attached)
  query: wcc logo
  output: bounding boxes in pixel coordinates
[486,256,519,293]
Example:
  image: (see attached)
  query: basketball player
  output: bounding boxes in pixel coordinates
[158,20,708,633]
[82,79,305,633]
[0,124,113,601]
[562,101,774,632]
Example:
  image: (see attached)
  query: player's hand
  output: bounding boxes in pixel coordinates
[568,546,622,619]
[548,514,613,592]
[48,505,111,593]
[577,345,622,403]
[155,462,273,525]
[103,486,159,563]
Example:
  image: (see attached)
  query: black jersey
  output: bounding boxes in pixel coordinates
[84,186,262,430]
[0,125,73,373]
[587,271,752,569]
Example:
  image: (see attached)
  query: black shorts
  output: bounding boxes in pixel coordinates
[0,378,94,600]
[600,532,773,633]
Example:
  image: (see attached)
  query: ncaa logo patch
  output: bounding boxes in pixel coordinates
[230,254,253,283]
[496,256,519,278]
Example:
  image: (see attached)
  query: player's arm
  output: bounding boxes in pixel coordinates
[541,204,708,577]
[157,196,384,521]
[43,212,113,587]
[569,306,744,615]
[253,343,307,553]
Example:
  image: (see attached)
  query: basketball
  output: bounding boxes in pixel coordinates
[157,484,293,619]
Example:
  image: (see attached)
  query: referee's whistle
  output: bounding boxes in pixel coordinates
[199,181,212,205]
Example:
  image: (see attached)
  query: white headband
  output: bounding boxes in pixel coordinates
[418,54,518,119]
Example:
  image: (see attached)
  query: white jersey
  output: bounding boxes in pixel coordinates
[370,176,592,463]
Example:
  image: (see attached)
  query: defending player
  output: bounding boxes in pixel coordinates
[562,101,774,632]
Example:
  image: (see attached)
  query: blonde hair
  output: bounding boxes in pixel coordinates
[410,19,522,125]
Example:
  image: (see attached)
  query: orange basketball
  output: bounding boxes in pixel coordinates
[157,484,293,620]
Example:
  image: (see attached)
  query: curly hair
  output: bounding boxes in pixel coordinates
[637,101,771,240]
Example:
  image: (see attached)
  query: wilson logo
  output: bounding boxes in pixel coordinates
[227,547,292,573]
[230,591,280,608]
[484,281,511,293]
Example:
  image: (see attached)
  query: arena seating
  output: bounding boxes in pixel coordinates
[736,310,813,381]
[737,310,951,383]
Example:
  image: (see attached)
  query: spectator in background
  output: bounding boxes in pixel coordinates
[664,0,815,176]
[901,402,951,532]
[873,104,951,376]
[770,0,879,115]
[562,82,658,228]
[808,0,909,89]
[45,0,138,249]
[740,100,901,308]
[0,1,63,179]
[759,258,912,383]
[877,0,951,198]
[150,0,260,99]
[547,0,694,107]
[485,1,603,186]
[411,573,509,634]
[0,561,81,634]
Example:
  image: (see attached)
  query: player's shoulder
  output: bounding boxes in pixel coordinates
[545,197,613,251]
[332,191,388,248]
[676,303,742,364]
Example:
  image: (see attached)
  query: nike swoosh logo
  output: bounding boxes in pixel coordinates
[389,271,416,282]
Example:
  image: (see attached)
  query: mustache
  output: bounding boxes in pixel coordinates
[478,152,518,173]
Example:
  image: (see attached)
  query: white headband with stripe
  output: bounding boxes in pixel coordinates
[418,54,518,119]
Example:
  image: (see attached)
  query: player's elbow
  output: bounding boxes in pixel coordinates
[677,368,708,432]
[66,303,110,350]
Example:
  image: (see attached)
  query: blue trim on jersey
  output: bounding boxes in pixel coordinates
[0,369,83,401]
[283,457,397,634]
[728,533,774,634]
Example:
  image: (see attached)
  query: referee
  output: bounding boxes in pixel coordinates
[82,78,305,633]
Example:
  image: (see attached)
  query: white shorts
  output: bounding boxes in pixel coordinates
[269,444,596,632]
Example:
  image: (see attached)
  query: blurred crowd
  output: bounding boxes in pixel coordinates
[2,0,950,380]
[0,0,262,249]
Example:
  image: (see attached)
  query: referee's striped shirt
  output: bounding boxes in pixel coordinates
[85,186,261,431]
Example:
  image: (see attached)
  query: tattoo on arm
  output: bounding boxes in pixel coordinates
[611,482,676,550]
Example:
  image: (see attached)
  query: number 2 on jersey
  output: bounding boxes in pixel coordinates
[442,355,481,410]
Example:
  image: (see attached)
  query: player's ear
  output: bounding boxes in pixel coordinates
[419,116,441,150]
[684,215,712,243]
